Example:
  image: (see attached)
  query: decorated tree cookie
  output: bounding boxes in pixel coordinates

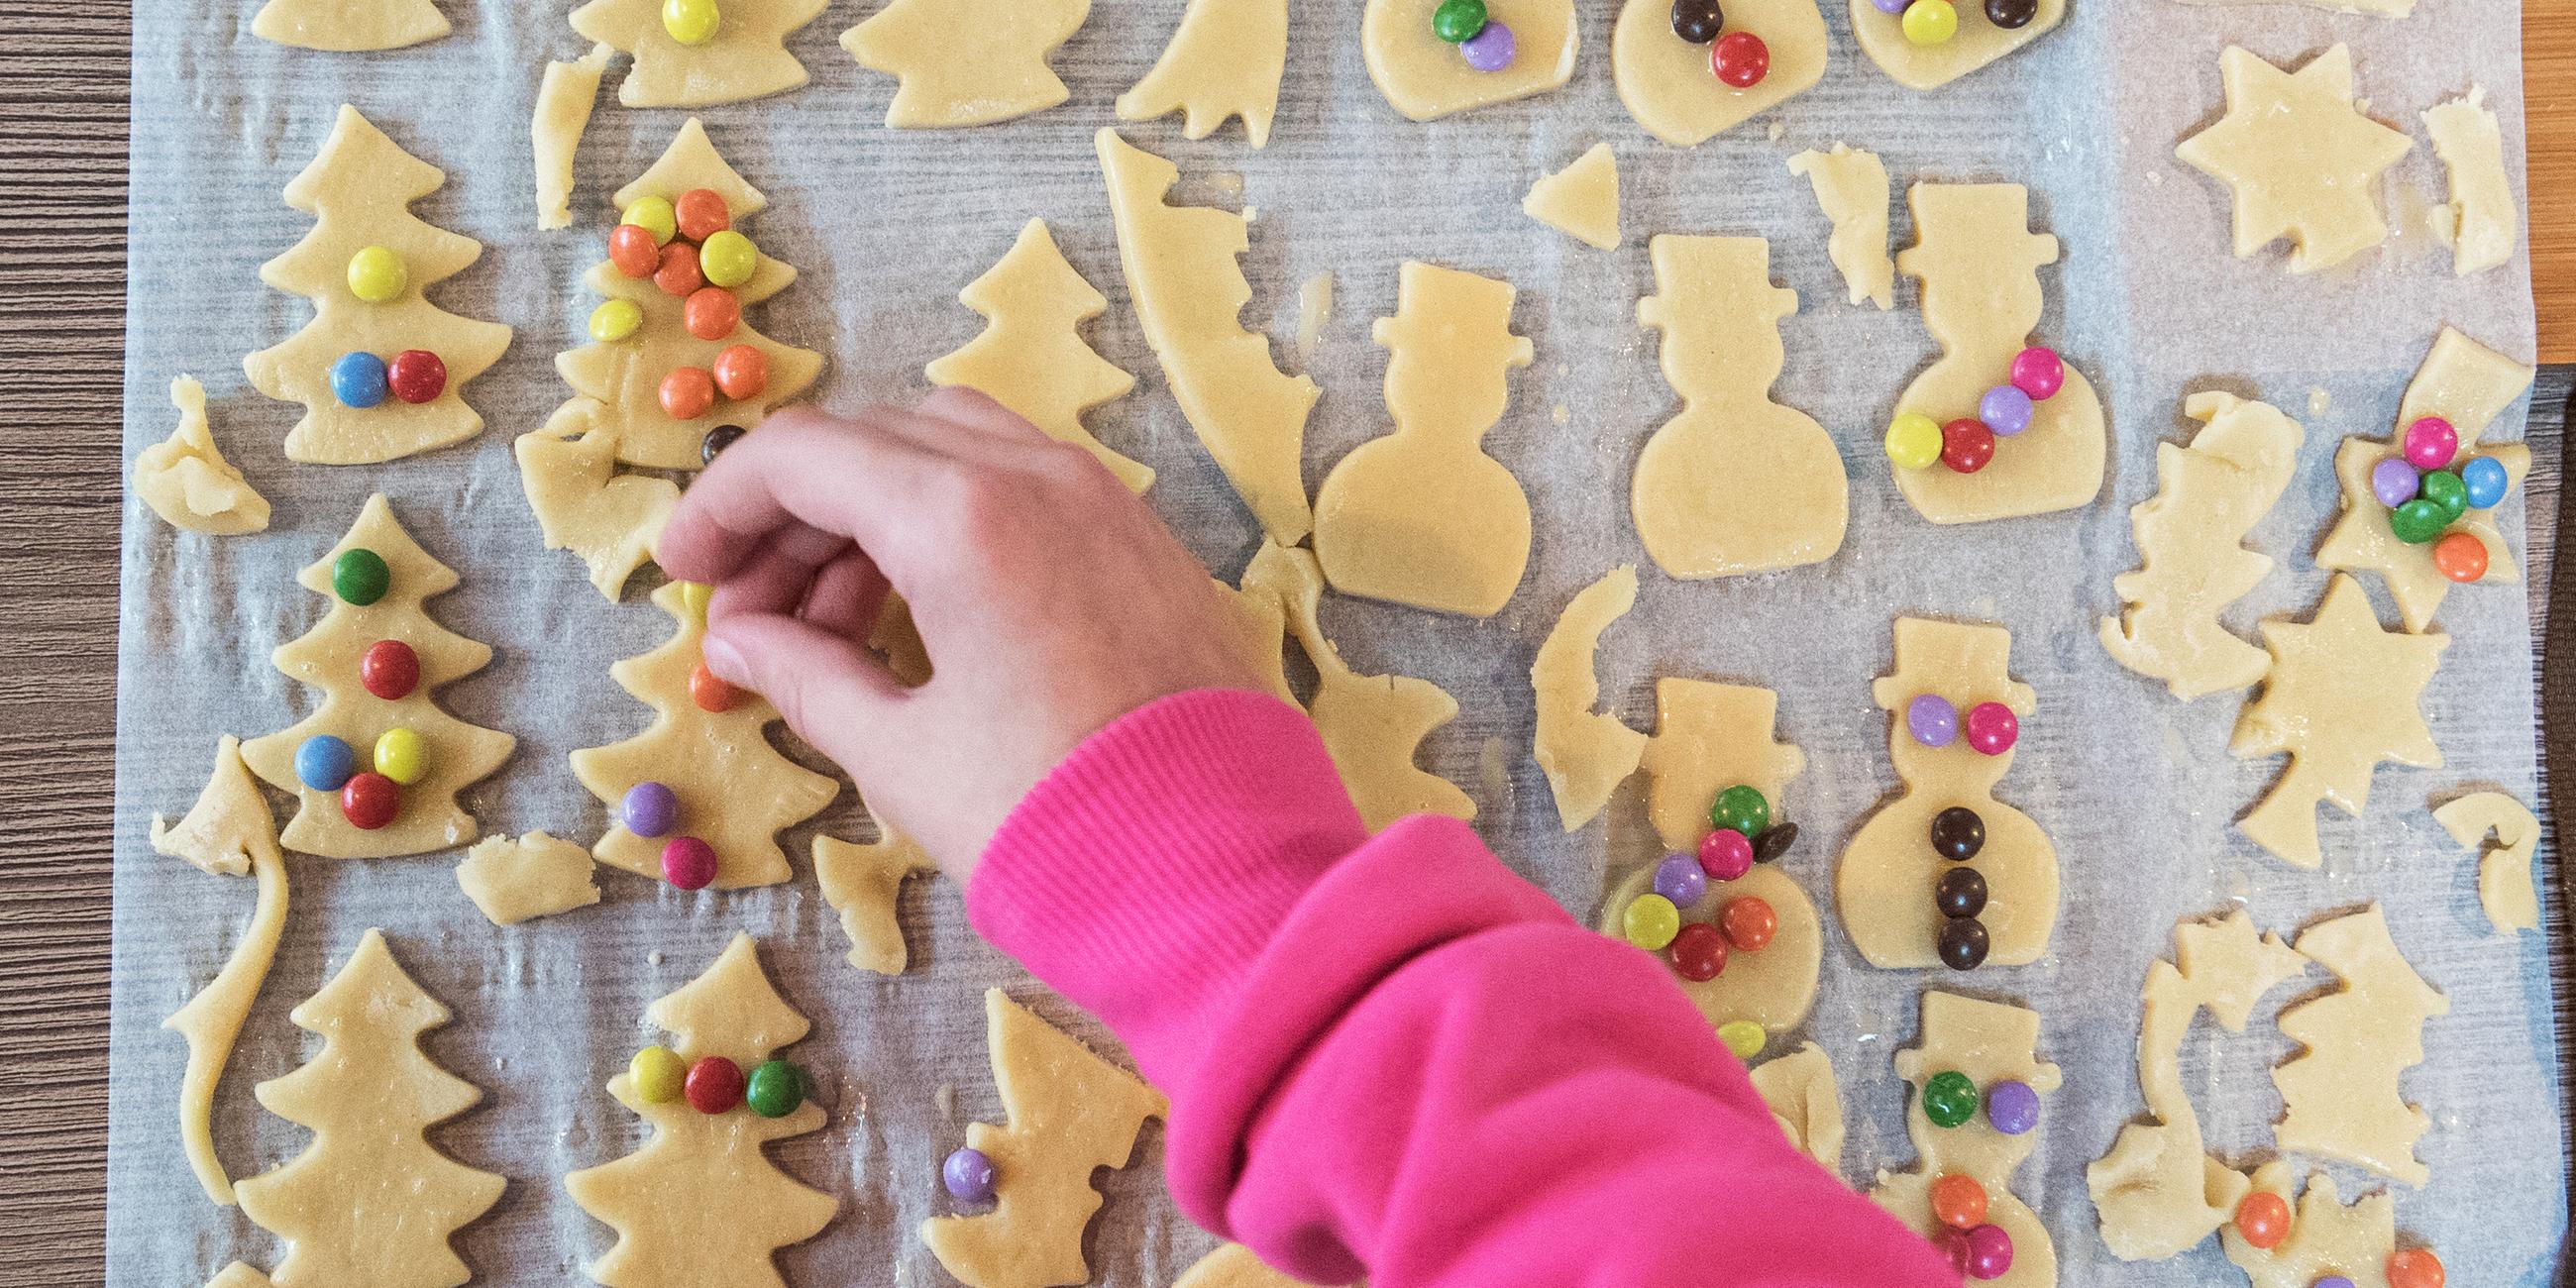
[235,929,502,1288]
[1633,235,1846,578]
[1834,617,2057,970]
[2270,906,2447,1188]
[1786,145,1893,309]
[252,0,448,52]
[245,106,512,466]
[928,219,1149,492]
[1313,262,1535,617]
[844,0,1089,127]
[1361,0,1578,120]
[572,0,827,107]
[1872,992,2060,1287]
[924,989,1167,1288]
[1118,0,1289,147]
[570,581,838,890]
[1847,0,2060,90]
[455,831,602,926]
[813,822,938,974]
[1878,183,2103,524]
[1531,566,1650,831]
[567,935,835,1288]
[1612,0,1826,146]
[2176,47,2413,275]
[135,376,269,535]
[241,494,515,859]
[1747,1042,1843,1172]
[2431,791,2541,936]
[1522,143,1621,249]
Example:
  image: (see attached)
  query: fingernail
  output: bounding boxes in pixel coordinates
[700,632,750,686]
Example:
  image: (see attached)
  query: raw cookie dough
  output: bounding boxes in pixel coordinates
[1243,542,1476,830]
[136,376,270,535]
[236,930,502,1288]
[566,936,836,1288]
[2175,46,2413,274]
[922,990,1168,1288]
[928,219,1149,492]
[813,825,939,974]
[1173,1243,1342,1288]
[455,831,601,926]
[2230,575,2448,868]
[2087,911,2308,1261]
[1119,0,1287,147]
[1887,182,2104,523]
[253,0,448,52]
[1847,0,2060,89]
[2219,1163,2401,1288]
[1097,129,1319,545]
[2422,87,2516,275]
[2271,905,2448,1187]
[1602,836,1821,1032]
[205,1264,275,1288]
[1748,1042,1844,1173]
[1633,235,1846,577]
[844,0,1087,127]
[574,0,825,107]
[1872,992,2061,1288]
[240,494,516,859]
[2097,391,2303,701]
[2315,326,2535,633]
[1361,0,1577,121]
[1531,567,1650,831]
[1835,617,2057,968]
[515,402,681,600]
[154,735,291,1206]
[570,581,839,889]
[245,106,513,466]
[1522,143,1621,250]
[2431,791,2540,935]
[533,44,613,231]
[1785,145,1892,309]
[1612,0,1826,146]
[1313,262,1534,616]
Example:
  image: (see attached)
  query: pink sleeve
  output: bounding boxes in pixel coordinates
[969,690,1960,1288]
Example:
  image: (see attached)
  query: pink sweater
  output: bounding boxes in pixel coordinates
[970,690,1960,1288]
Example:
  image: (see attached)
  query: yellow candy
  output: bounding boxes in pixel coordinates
[677,580,712,622]
[698,229,758,288]
[622,195,678,246]
[1884,411,1944,470]
[345,246,407,303]
[1622,894,1680,951]
[590,298,644,343]
[1718,1020,1766,1061]
[630,1045,687,1104]
[661,0,720,45]
[1901,0,1957,46]
[373,727,426,786]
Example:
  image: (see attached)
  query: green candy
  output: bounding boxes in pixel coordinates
[2418,470,2468,524]
[2389,498,2448,545]
[1922,1070,1980,1128]
[333,548,390,605]
[1709,784,1771,838]
[745,1059,805,1119]
[1432,0,1487,42]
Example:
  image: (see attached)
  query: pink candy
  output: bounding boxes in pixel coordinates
[2403,416,2458,470]
[1697,828,1754,882]
[662,836,719,890]
[2008,347,2064,401]
[1964,702,2018,756]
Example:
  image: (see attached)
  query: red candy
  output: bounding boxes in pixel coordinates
[2386,1248,2444,1288]
[1697,828,1754,881]
[2009,347,2064,400]
[712,344,769,400]
[662,835,719,890]
[361,639,420,700]
[1720,896,1776,951]
[1666,921,1728,981]
[2232,1191,2289,1250]
[1940,418,1995,474]
[661,367,716,421]
[387,349,446,404]
[341,771,399,829]
[675,187,731,243]
[1711,31,1769,86]
[690,660,742,712]
[608,223,661,278]
[684,286,740,341]
[1964,701,2018,755]
[684,1055,745,1114]
[655,242,704,297]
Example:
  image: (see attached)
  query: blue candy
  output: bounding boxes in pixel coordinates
[2460,455,2510,509]
[330,351,388,408]
[294,734,357,792]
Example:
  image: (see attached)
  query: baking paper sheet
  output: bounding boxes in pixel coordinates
[109,0,2560,1283]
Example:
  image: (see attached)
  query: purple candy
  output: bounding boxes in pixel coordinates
[622,781,680,838]
[942,1147,997,1203]
[1459,20,1515,71]
[1653,853,1707,908]
[1873,0,1910,12]
[2313,1279,2356,1288]
[1908,695,1959,748]
[2371,457,2420,508]
[1979,384,2035,437]
[1963,1223,2014,1280]
[1984,1079,2039,1134]
[1933,1226,1974,1271]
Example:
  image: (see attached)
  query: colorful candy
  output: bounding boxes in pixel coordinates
[1940,418,1995,474]
[1711,31,1768,86]
[690,660,741,711]
[2385,1248,2443,1288]
[1720,896,1775,951]
[1717,1020,1766,1060]
[588,298,643,344]
[655,242,705,297]
[1667,922,1727,981]
[2460,455,2509,508]
[661,0,721,45]
[2418,470,2467,524]
[1653,852,1706,907]
[1459,21,1515,70]
[2009,347,2064,400]
[1623,894,1681,950]
[372,727,426,785]
[1984,0,2035,26]
[623,781,680,837]
[2370,457,2420,508]
[1907,695,1959,747]
[678,580,713,622]
[361,639,419,700]
[387,349,446,404]
[1710,784,1770,837]
[661,366,717,420]
[1979,385,2034,437]
[630,1044,687,1104]
[2389,497,2447,545]
[1885,412,1944,470]
[745,1059,805,1118]
[1697,828,1754,881]
[1963,701,2017,755]
[330,351,388,408]
[1930,805,1986,860]
[341,772,399,829]
[713,344,770,400]
[609,223,662,278]
[701,423,747,464]
[1930,1173,1987,1230]
[1935,866,1987,918]
[1751,822,1798,863]
[1921,1070,1979,1128]
[684,285,740,341]
[2402,416,2457,470]
[1670,0,1724,43]
[1933,1227,1973,1273]
[1984,1079,2038,1134]
[1431,0,1486,41]
[2430,532,2487,584]
[345,245,407,303]
[662,835,719,890]
[2312,1278,2356,1288]
[685,1054,745,1114]
[2232,1191,2289,1250]
[676,187,731,242]
[1938,917,1990,970]
[699,229,758,288]
[334,548,391,605]
[622,195,679,245]
[1899,0,1956,44]
[943,1147,998,1203]
[1870,0,1906,13]
[1962,1223,2013,1280]
[294,734,356,792]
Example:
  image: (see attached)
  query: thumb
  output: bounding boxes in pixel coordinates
[700,612,908,781]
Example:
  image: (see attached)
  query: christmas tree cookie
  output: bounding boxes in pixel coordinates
[2176,47,2413,275]
[1119,0,1289,147]
[240,494,515,859]
[572,0,827,107]
[245,106,512,466]
[1848,0,2061,90]
[1872,993,2059,1287]
[844,0,1090,127]
[927,219,1149,492]
[2270,906,2447,1187]
[252,0,448,52]
[1361,0,1578,120]
[1612,0,1826,146]
[813,824,938,974]
[135,376,269,535]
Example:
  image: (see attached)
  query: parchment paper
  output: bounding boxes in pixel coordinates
[109,0,2560,1284]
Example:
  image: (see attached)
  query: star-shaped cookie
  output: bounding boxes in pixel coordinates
[2176,45,2413,273]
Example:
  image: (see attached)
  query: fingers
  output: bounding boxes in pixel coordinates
[801,547,890,641]
[699,610,909,774]
[655,409,958,589]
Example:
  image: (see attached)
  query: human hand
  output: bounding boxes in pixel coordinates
[654,389,1265,882]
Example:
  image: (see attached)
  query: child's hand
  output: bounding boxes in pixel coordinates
[654,389,1265,879]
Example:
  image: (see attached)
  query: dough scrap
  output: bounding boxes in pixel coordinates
[570,581,839,889]
[236,929,502,1288]
[1613,0,1826,146]
[1314,262,1534,616]
[246,106,513,466]
[566,935,836,1288]
[206,1264,276,1288]
[2219,1162,2400,1288]
[813,826,939,974]
[1219,577,1298,704]
[2315,326,2535,633]
[1522,143,1621,250]
[1847,0,2060,89]
[1173,1243,1342,1288]
[1889,182,2104,523]
[928,219,1149,492]
[515,401,682,601]
[1872,992,2061,1288]
[573,0,825,107]
[1097,129,1319,545]
[1361,0,1577,121]
[922,990,1168,1288]
[2431,791,2540,936]
[1531,567,1650,831]
[1748,1042,1844,1173]
[2175,46,2413,274]
[240,494,516,859]
[843,0,1087,127]
[2272,905,2448,1186]
[154,736,292,1206]
[136,376,270,536]
[252,0,448,51]
[1835,617,2057,968]
[2230,576,2448,868]
[2422,87,2516,276]
[1118,0,1287,147]
[455,831,601,926]
[2098,391,2304,701]
[1633,235,1846,577]
[534,44,613,231]
[1785,145,1892,309]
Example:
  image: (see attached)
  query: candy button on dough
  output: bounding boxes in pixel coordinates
[1362,0,1578,121]
[1602,860,1820,1032]
[1846,0,2060,89]
[2219,1163,2400,1288]
[1873,993,2060,1288]
[575,0,827,107]
[1612,0,1825,146]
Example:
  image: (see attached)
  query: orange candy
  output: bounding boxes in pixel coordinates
[676,187,730,242]
[660,367,716,420]
[608,223,660,278]
[2232,1191,2289,1250]
[713,344,769,401]
[1720,896,1775,952]
[684,286,740,341]
[655,242,704,297]
[2386,1248,2444,1288]
[2430,531,2487,584]
[1929,1173,1987,1230]
[690,661,742,712]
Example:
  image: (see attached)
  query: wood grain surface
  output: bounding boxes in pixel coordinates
[0,4,2566,1284]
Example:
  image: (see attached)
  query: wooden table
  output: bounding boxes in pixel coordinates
[0,4,2565,1282]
